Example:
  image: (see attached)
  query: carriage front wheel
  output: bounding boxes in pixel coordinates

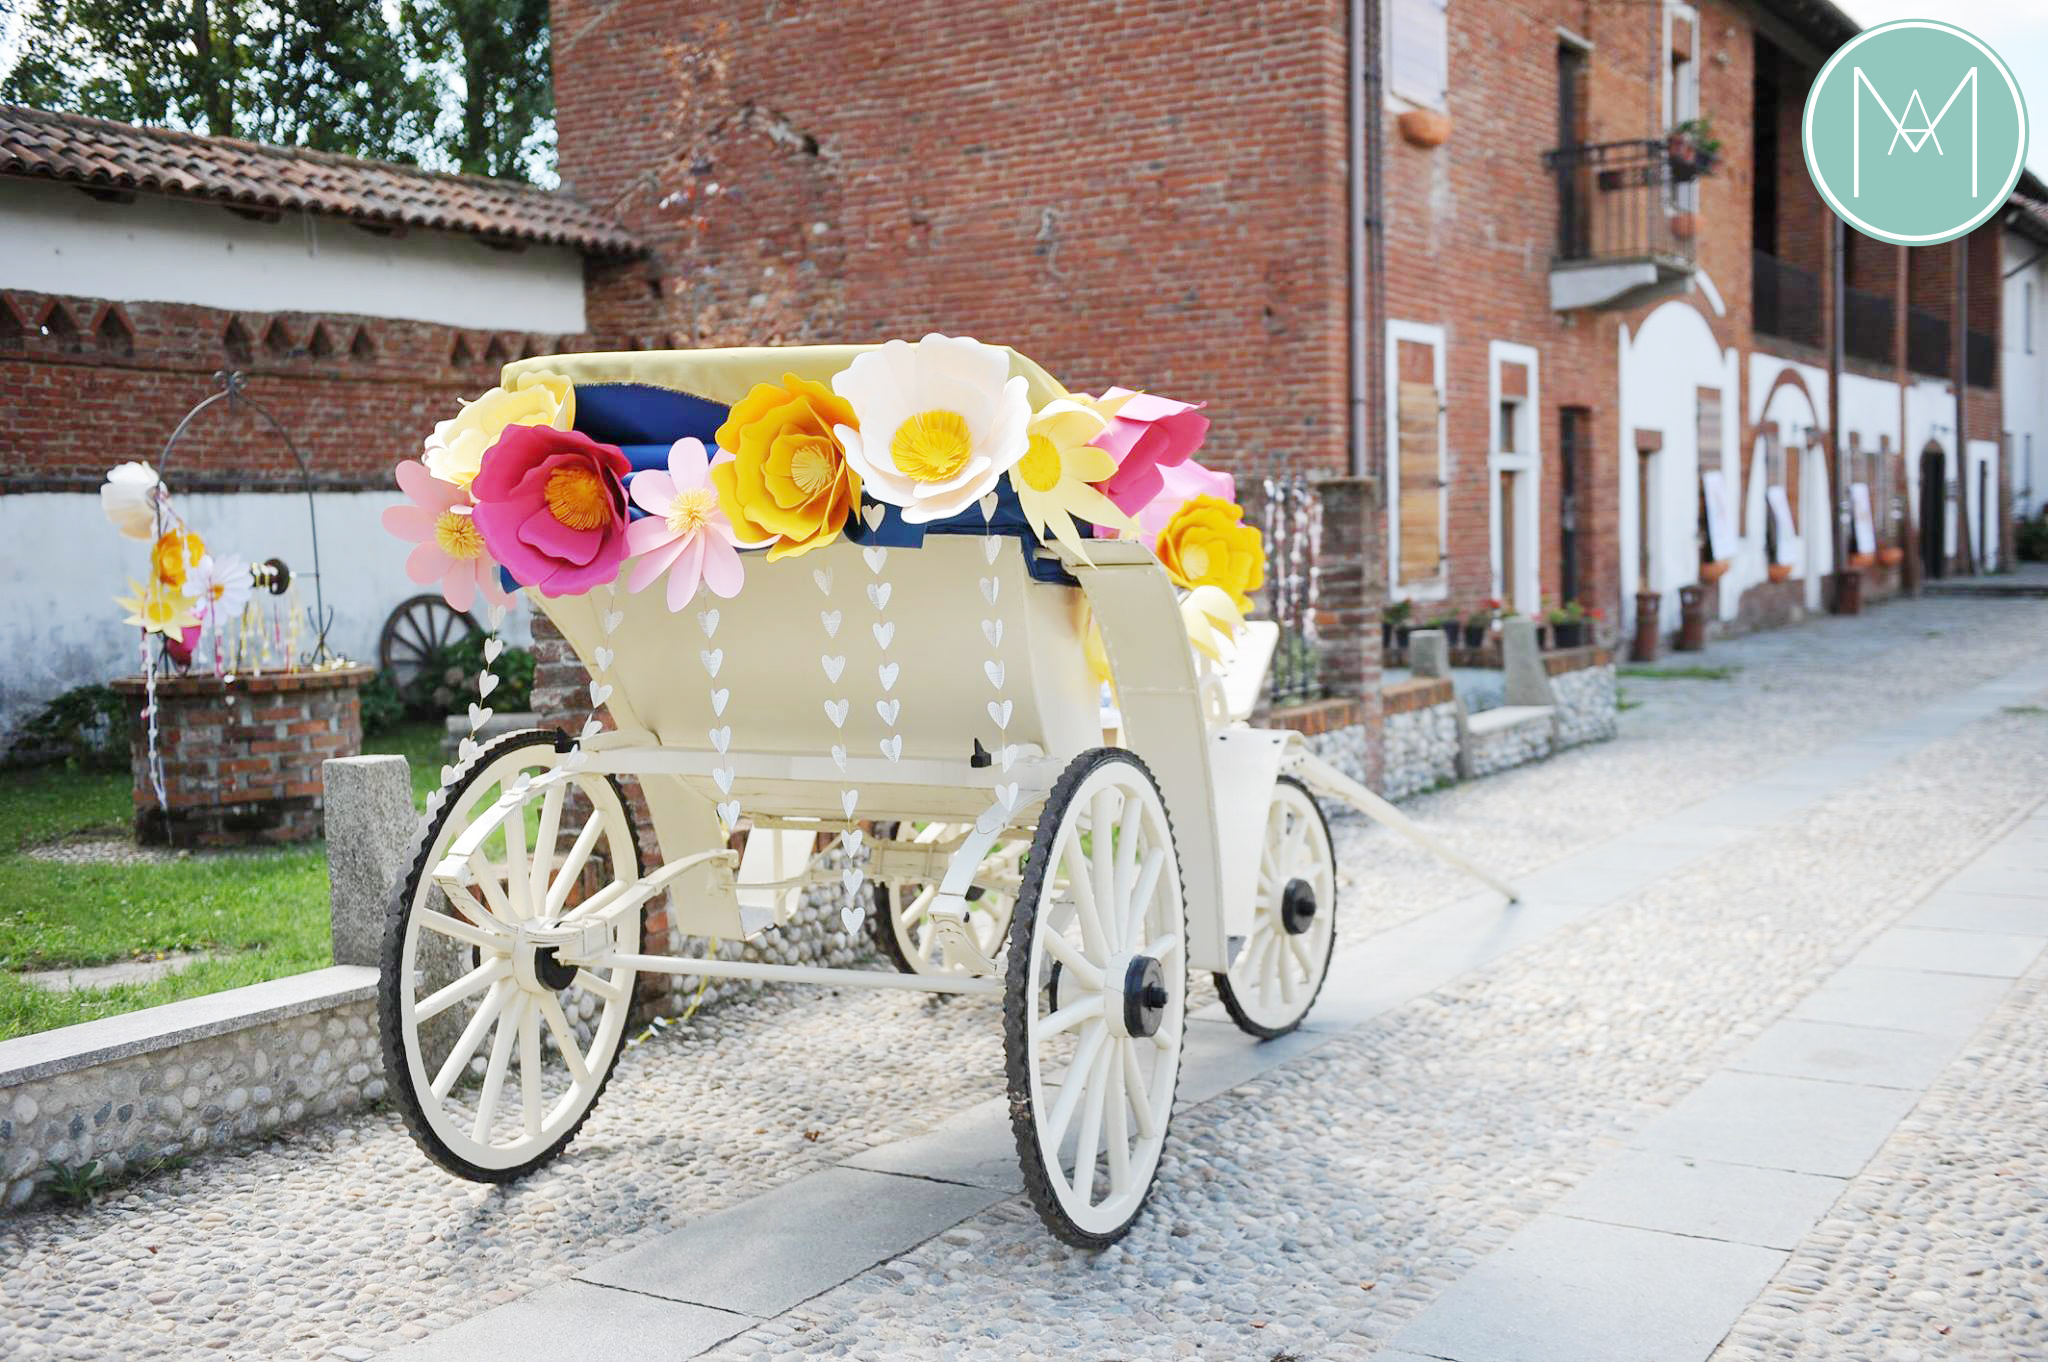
[1214,775,1337,1038]
[1005,748,1187,1248]
[380,729,643,1181]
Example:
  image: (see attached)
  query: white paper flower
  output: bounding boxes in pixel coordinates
[100,461,164,540]
[830,335,1030,524]
[188,553,254,623]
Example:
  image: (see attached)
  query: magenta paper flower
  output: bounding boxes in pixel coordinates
[625,438,746,610]
[381,459,515,612]
[1132,457,1239,540]
[1089,388,1211,515]
[470,426,633,597]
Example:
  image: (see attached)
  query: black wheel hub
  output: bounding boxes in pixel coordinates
[1280,878,1319,936]
[533,946,579,991]
[1122,955,1170,1038]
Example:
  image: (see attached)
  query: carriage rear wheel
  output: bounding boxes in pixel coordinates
[1214,776,1337,1038]
[1005,748,1186,1248]
[380,729,642,1181]
[872,821,1018,976]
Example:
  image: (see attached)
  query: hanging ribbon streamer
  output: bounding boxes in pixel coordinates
[695,595,740,832]
[977,495,1019,835]
[811,560,865,933]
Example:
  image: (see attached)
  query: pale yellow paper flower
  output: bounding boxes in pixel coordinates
[423,369,576,488]
[1009,399,1137,566]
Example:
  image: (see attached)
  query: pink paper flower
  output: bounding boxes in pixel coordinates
[381,459,515,612]
[1089,388,1211,515]
[1131,457,1238,539]
[625,438,746,610]
[470,426,634,597]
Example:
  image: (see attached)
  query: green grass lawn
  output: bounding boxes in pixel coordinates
[0,719,444,1041]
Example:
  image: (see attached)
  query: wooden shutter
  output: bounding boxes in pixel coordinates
[1397,380,1443,583]
[1389,0,1450,109]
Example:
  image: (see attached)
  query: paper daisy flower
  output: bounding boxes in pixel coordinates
[831,335,1031,524]
[382,459,516,612]
[116,578,201,637]
[1009,399,1136,565]
[187,553,254,624]
[626,437,745,610]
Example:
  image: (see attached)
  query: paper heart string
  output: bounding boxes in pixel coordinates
[698,608,720,638]
[717,799,742,826]
[594,646,615,671]
[979,492,1000,519]
[820,609,842,638]
[866,582,892,611]
[982,537,1002,565]
[709,725,731,753]
[871,621,896,650]
[483,637,504,664]
[830,743,848,770]
[824,698,849,727]
[821,654,846,683]
[440,764,460,786]
[712,766,734,794]
[840,867,863,895]
[458,736,481,762]
[861,503,887,531]
[979,577,999,605]
[879,734,903,762]
[875,698,901,727]
[843,826,864,851]
[812,567,834,595]
[710,688,729,716]
[468,702,493,729]
[589,680,613,707]
[699,649,724,678]
[840,903,865,933]
[862,545,888,574]
[488,603,510,632]
[877,662,899,692]
[981,618,1003,647]
[984,660,1005,689]
[994,782,1019,813]
[580,717,603,740]
[601,609,624,635]
[479,671,500,698]
[988,699,1013,729]
[841,789,859,818]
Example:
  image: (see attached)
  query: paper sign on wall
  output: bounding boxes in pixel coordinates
[1849,482,1877,556]
[1700,470,1735,561]
[1766,486,1801,567]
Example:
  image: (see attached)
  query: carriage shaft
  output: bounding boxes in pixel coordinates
[605,953,1004,996]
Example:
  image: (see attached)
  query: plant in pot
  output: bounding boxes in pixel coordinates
[1547,598,1588,648]
[1667,117,1721,182]
[1427,612,1461,642]
[1463,599,1499,649]
[1384,599,1413,651]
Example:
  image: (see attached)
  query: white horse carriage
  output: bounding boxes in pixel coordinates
[378,339,1496,1245]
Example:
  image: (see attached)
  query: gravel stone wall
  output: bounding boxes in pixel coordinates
[1552,663,1618,747]
[1300,721,1371,789]
[1464,711,1556,778]
[1382,703,1460,800]
[1,998,383,1210]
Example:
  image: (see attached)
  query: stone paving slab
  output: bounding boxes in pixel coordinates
[1940,864,2048,898]
[575,1166,1004,1319]
[1390,1215,1787,1362]
[1847,925,2046,977]
[1557,1150,1847,1250]
[1727,1017,1962,1090]
[375,1282,751,1361]
[1630,1070,1922,1177]
[838,1096,1022,1193]
[1905,891,2048,935]
[1789,964,2013,1036]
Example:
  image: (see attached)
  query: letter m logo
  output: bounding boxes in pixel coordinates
[1853,66,1979,198]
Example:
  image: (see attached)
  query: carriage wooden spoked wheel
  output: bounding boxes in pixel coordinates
[872,821,1023,976]
[379,592,478,689]
[1215,776,1337,1038]
[380,729,661,1179]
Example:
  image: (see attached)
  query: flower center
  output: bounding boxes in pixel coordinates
[1179,542,1214,580]
[1016,434,1064,493]
[890,410,974,483]
[666,486,718,537]
[545,466,612,531]
[433,509,485,559]
[787,437,837,496]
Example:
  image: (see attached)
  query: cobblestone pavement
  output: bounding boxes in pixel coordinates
[2,595,2046,1361]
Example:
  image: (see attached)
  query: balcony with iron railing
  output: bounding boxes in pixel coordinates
[1908,306,1949,376]
[1843,286,1894,367]
[1753,250,1821,349]
[1543,139,1699,311]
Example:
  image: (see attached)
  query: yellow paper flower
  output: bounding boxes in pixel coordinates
[710,373,862,559]
[151,529,205,590]
[1009,400,1137,566]
[423,369,575,488]
[116,578,201,637]
[1180,585,1246,663]
[1155,496,1265,611]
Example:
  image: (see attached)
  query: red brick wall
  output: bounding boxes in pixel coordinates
[0,289,587,491]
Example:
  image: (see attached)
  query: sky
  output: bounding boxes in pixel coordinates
[1841,0,2048,182]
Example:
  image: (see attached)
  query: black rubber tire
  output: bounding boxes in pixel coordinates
[1003,747,1185,1249]
[378,727,640,1183]
[1213,775,1338,1040]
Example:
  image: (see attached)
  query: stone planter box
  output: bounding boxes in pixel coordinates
[112,665,372,845]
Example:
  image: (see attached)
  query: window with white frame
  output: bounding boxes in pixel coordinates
[1387,0,1449,111]
[1488,343,1541,616]
[1663,2,1701,213]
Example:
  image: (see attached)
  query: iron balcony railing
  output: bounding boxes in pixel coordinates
[1754,250,1822,349]
[1843,286,1895,366]
[1907,306,1950,376]
[1544,139,1697,267]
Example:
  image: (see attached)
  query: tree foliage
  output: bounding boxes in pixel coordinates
[1,0,553,181]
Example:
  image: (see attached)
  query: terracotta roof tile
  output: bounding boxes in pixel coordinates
[0,103,638,256]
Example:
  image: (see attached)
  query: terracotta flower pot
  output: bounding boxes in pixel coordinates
[1878,546,1905,567]
[1397,109,1452,149]
[1849,551,1876,569]
[1670,211,1698,240]
[1699,558,1730,582]
[1767,563,1794,583]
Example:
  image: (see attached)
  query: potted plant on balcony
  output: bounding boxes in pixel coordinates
[1667,117,1721,183]
[1463,599,1499,649]
[1547,598,1588,649]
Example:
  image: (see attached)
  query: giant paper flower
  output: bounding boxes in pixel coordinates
[100,461,164,540]
[1088,389,1210,516]
[711,373,861,558]
[187,553,254,624]
[151,528,206,590]
[627,438,745,609]
[831,335,1030,524]
[116,577,201,637]
[470,427,633,597]
[423,369,576,489]
[1009,399,1135,565]
[1155,495,1266,611]
[1132,457,1237,540]
[382,459,515,612]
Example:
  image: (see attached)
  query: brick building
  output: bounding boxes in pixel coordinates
[0,105,634,735]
